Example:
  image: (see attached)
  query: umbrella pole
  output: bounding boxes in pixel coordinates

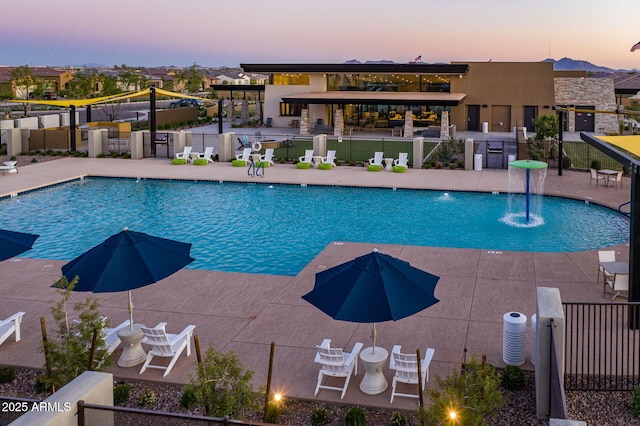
[371,323,377,354]
[128,290,134,331]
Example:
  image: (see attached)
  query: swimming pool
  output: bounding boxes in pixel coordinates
[0,178,629,276]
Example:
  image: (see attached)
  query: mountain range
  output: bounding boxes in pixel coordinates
[346,57,633,72]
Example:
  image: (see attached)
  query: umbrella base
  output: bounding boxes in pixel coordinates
[359,346,389,395]
[117,326,147,367]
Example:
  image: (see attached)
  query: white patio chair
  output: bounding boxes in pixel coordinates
[139,322,196,377]
[314,339,363,399]
[389,345,435,403]
[197,146,215,163]
[367,152,384,166]
[605,273,629,300]
[259,148,275,166]
[175,146,193,162]
[321,150,337,167]
[393,153,409,170]
[103,320,131,355]
[0,312,25,346]
[608,171,623,189]
[0,161,18,175]
[589,169,605,187]
[236,147,252,162]
[298,149,314,165]
[597,250,616,288]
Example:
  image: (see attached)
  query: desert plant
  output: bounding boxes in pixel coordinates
[419,355,502,426]
[138,390,157,407]
[310,407,330,426]
[184,344,259,417]
[39,276,109,393]
[500,365,525,390]
[389,410,408,426]
[264,401,281,424]
[180,387,197,408]
[113,383,131,405]
[0,366,16,383]
[632,386,640,417]
[562,156,571,169]
[344,406,366,426]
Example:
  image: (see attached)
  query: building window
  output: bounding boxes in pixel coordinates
[272,74,310,85]
[280,102,305,116]
[326,73,450,92]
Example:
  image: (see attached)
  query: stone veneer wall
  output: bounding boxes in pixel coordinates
[554,77,618,133]
[334,109,344,136]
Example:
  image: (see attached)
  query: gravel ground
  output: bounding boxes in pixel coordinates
[0,153,70,168]
[0,368,638,425]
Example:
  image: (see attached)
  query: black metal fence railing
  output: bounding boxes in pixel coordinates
[563,141,629,171]
[549,319,568,419]
[77,400,274,426]
[563,302,640,391]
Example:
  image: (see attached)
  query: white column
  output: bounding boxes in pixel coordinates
[130,131,144,159]
[412,137,424,169]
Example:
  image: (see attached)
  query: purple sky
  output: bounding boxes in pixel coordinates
[2,0,639,70]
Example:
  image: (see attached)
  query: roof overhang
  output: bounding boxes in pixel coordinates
[211,84,265,91]
[241,63,469,75]
[281,91,466,106]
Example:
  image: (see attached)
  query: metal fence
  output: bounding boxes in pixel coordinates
[563,141,628,171]
[563,302,640,391]
[77,400,274,426]
[0,395,42,424]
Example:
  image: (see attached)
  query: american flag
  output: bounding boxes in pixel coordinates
[631,41,640,52]
[414,55,422,62]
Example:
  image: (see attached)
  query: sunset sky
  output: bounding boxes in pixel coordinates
[2,0,639,70]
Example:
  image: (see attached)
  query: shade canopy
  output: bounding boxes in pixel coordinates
[61,228,194,293]
[302,249,440,323]
[598,135,640,159]
[0,229,39,261]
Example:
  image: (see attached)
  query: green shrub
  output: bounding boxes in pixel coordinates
[185,344,259,417]
[500,365,525,390]
[632,386,640,418]
[31,158,38,163]
[344,406,366,426]
[0,366,16,383]
[113,383,130,405]
[310,407,330,426]
[389,411,407,426]
[420,355,502,426]
[35,374,51,394]
[264,401,281,424]
[590,159,602,170]
[180,387,197,408]
[97,153,106,158]
[138,390,157,407]
[562,156,571,169]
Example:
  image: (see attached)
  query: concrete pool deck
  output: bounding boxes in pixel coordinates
[0,157,631,411]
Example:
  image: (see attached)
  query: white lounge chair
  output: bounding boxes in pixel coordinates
[0,312,25,346]
[393,153,409,170]
[139,322,196,377]
[197,146,215,163]
[103,320,131,355]
[313,339,363,399]
[236,147,252,162]
[389,345,435,403]
[175,146,193,162]
[321,150,337,167]
[367,152,384,171]
[298,149,314,164]
[259,148,275,166]
[0,161,18,175]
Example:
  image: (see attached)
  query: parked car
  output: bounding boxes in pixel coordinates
[169,98,203,108]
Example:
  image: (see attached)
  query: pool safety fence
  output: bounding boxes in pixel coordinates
[563,302,640,391]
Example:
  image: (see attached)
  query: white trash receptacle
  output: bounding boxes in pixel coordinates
[482,122,489,133]
[474,154,482,171]
[531,314,537,366]
[503,312,527,366]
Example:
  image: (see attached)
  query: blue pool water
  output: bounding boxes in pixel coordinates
[0,178,629,276]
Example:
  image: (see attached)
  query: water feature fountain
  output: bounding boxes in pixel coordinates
[502,159,549,228]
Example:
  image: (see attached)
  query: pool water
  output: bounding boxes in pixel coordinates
[0,178,629,276]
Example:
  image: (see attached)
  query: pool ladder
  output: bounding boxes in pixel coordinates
[618,201,631,217]
[247,158,264,178]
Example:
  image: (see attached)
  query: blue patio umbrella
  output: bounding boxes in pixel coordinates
[0,229,39,262]
[302,249,440,350]
[61,228,195,330]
